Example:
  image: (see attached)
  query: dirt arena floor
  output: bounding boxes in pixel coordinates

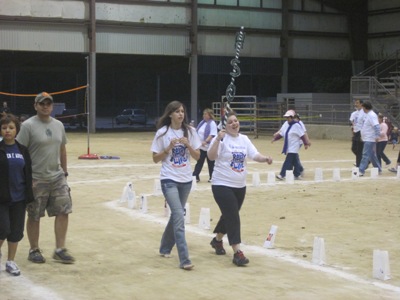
[1,131,399,300]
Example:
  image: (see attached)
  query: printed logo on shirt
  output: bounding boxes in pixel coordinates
[46,128,52,138]
[230,151,246,172]
[170,145,187,167]
[6,153,23,159]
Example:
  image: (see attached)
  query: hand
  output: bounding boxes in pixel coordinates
[179,137,189,146]
[216,130,226,141]
[266,156,273,165]
[170,138,180,147]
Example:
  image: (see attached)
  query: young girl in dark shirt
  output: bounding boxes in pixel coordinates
[0,114,34,276]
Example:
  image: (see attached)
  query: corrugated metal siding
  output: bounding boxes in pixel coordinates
[368,0,399,10]
[0,0,86,19]
[96,27,189,56]
[290,37,350,60]
[369,37,400,59]
[199,56,282,75]
[96,3,188,24]
[198,7,281,29]
[291,13,347,33]
[369,13,400,34]
[198,32,280,58]
[0,22,87,52]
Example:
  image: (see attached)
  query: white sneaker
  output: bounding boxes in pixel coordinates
[275,175,284,180]
[6,261,21,276]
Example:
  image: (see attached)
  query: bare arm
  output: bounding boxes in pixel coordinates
[271,133,282,143]
[253,153,273,164]
[301,134,311,149]
[60,144,67,173]
[202,134,215,147]
[207,130,225,161]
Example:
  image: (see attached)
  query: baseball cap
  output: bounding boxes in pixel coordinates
[35,92,53,104]
[283,110,295,117]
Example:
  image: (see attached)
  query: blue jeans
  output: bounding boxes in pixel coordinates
[160,179,192,268]
[280,153,302,177]
[376,141,391,166]
[359,141,381,174]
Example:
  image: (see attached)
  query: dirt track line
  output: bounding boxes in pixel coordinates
[105,200,400,295]
[0,273,63,300]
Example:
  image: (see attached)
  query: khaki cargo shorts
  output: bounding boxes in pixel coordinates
[27,173,72,220]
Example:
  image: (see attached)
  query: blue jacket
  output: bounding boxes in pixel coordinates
[0,140,34,204]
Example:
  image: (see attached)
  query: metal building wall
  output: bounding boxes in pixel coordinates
[0,0,398,60]
[368,0,400,59]
[0,22,87,53]
[96,27,189,56]
[0,0,351,60]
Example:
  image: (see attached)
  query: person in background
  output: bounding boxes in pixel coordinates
[388,150,400,173]
[294,113,308,176]
[390,126,398,150]
[151,100,201,270]
[349,99,365,167]
[0,101,11,117]
[376,113,391,167]
[358,101,381,176]
[192,108,218,182]
[273,112,307,177]
[273,110,311,180]
[16,92,75,264]
[207,112,273,266]
[0,114,34,276]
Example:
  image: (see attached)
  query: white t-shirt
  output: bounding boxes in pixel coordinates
[197,120,218,151]
[280,122,305,154]
[209,133,259,188]
[360,110,379,142]
[280,120,306,146]
[351,109,365,133]
[151,126,201,183]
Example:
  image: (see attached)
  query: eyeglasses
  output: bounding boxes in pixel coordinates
[38,102,53,107]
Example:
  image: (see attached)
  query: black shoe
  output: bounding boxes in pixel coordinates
[210,237,226,255]
[53,248,75,264]
[232,250,249,266]
[28,248,46,263]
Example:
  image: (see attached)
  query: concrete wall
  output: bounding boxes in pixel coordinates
[307,124,351,141]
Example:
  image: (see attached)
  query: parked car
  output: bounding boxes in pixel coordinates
[115,108,147,125]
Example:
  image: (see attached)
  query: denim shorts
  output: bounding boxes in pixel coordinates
[27,173,72,220]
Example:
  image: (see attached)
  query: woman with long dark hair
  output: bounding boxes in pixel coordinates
[151,101,201,270]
